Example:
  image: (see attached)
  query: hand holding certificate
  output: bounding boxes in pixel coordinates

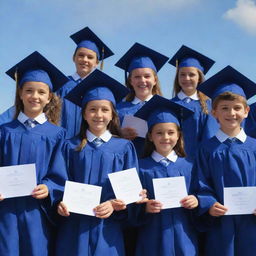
[0,163,37,199]
[224,187,256,215]
[153,176,188,209]
[121,115,148,138]
[63,181,102,216]
[108,167,143,205]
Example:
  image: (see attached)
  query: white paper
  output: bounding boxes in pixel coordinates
[0,163,37,198]
[121,115,148,138]
[153,176,187,209]
[63,181,102,216]
[224,187,256,215]
[108,167,143,205]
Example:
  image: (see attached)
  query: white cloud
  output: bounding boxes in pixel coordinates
[223,0,256,35]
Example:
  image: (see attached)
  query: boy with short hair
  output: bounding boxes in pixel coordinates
[193,65,256,256]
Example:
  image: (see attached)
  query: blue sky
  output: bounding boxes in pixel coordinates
[1,0,256,113]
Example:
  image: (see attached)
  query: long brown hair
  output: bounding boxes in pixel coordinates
[76,101,121,151]
[125,69,162,102]
[142,123,186,158]
[14,85,62,125]
[172,67,209,114]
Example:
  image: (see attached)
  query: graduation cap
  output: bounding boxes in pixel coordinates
[65,69,129,107]
[197,65,256,100]
[168,45,215,74]
[5,51,69,92]
[70,26,114,61]
[115,42,169,78]
[134,95,194,129]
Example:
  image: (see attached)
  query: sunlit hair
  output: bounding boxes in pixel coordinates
[76,101,121,151]
[142,123,186,158]
[172,67,209,114]
[14,84,61,125]
[125,69,162,102]
[212,92,248,110]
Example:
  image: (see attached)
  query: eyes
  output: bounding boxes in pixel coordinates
[77,53,96,60]
[155,131,176,136]
[24,88,47,95]
[87,107,111,113]
[179,72,197,78]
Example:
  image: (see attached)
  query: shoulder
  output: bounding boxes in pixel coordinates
[57,79,77,97]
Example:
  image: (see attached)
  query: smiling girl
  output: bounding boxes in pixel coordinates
[55,70,141,256]
[0,51,68,256]
[134,95,198,256]
[115,42,169,158]
[169,45,218,162]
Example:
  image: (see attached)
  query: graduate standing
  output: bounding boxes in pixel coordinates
[0,51,68,256]
[193,66,256,256]
[134,95,198,256]
[57,26,114,138]
[55,70,139,256]
[115,42,169,158]
[169,45,218,162]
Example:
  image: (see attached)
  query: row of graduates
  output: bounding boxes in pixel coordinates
[0,26,256,256]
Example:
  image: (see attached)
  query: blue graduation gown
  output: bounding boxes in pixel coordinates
[0,106,15,125]
[136,156,198,256]
[171,97,218,162]
[117,101,145,158]
[56,136,138,256]
[244,102,256,138]
[57,77,82,139]
[0,120,66,256]
[192,136,256,256]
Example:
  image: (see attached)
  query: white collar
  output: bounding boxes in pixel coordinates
[18,112,47,125]
[215,128,246,143]
[132,95,153,104]
[151,150,178,163]
[86,129,112,142]
[177,90,199,101]
[71,68,97,82]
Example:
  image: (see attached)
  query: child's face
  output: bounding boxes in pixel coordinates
[83,100,113,136]
[178,67,200,96]
[19,81,51,118]
[129,68,156,101]
[149,122,179,157]
[73,47,98,78]
[212,99,249,135]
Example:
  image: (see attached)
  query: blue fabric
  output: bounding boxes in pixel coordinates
[135,156,198,256]
[117,100,145,158]
[171,96,219,162]
[244,102,256,138]
[57,77,82,139]
[0,106,15,125]
[55,136,138,256]
[0,119,66,256]
[192,135,256,255]
[19,69,53,90]
[128,56,156,73]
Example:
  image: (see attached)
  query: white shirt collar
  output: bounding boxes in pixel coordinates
[18,112,47,125]
[86,129,112,142]
[71,68,97,82]
[177,90,199,101]
[132,95,153,105]
[215,128,247,143]
[151,150,178,163]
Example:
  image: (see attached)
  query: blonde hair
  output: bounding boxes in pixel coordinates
[143,124,186,158]
[125,69,162,102]
[76,102,121,151]
[14,86,61,125]
[172,67,209,114]
[212,92,248,110]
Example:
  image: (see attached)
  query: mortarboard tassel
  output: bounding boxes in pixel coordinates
[100,47,105,70]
